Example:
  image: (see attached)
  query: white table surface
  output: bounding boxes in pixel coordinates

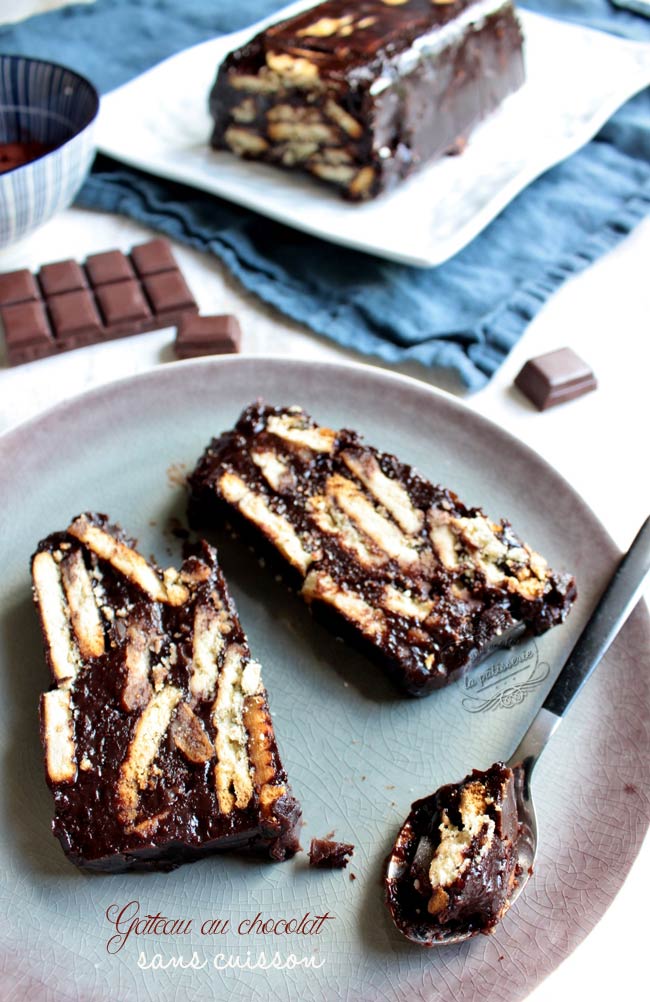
[1,3,649,1002]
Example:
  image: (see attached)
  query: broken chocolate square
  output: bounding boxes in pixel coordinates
[33,513,301,871]
[188,403,576,696]
[514,348,597,411]
[174,314,242,359]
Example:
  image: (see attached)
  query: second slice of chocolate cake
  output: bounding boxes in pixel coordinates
[188,403,576,696]
[33,513,301,871]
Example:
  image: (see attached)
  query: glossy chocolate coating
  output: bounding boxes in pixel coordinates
[209,0,525,200]
[33,515,301,871]
[188,402,576,696]
[385,762,520,942]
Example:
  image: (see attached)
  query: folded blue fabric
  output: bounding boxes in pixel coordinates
[2,1,649,390]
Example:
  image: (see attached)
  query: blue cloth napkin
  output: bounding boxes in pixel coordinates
[2,1,650,390]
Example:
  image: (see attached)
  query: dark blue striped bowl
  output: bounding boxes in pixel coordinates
[0,55,99,248]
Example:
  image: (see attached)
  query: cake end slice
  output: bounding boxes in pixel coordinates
[33,513,301,871]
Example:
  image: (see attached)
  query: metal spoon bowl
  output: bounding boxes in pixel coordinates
[386,515,650,947]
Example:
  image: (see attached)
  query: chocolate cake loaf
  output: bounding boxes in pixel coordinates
[209,0,525,200]
[188,403,576,696]
[33,513,301,871]
[385,763,521,942]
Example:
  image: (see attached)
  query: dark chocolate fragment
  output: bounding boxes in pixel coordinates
[33,513,301,872]
[209,0,525,201]
[514,348,597,411]
[188,403,576,697]
[309,838,354,869]
[48,290,103,348]
[0,268,40,307]
[131,238,178,277]
[175,313,242,359]
[85,250,136,288]
[95,279,153,335]
[39,260,87,297]
[385,763,521,943]
[1,300,55,364]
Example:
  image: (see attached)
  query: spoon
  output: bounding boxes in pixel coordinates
[386,514,650,946]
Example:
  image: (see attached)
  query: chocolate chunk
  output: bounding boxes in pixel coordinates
[33,513,302,871]
[142,270,198,324]
[175,314,242,359]
[95,279,152,335]
[48,290,103,348]
[1,300,54,364]
[39,260,87,297]
[85,250,135,288]
[0,140,54,172]
[188,403,576,696]
[386,763,521,943]
[0,269,40,307]
[309,838,354,869]
[514,348,597,411]
[131,238,178,277]
[209,0,525,201]
[0,240,198,367]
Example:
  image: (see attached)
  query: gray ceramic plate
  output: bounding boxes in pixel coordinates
[0,357,648,1002]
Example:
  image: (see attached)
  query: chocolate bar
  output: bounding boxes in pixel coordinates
[0,239,198,366]
[309,838,354,869]
[33,513,301,871]
[514,348,597,411]
[385,763,520,942]
[209,0,525,201]
[175,313,242,360]
[188,403,576,696]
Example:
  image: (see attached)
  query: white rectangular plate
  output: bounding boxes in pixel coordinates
[96,2,650,268]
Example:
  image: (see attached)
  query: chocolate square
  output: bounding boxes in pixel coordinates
[130,239,178,277]
[143,270,198,322]
[0,269,40,307]
[514,348,597,411]
[1,301,55,365]
[48,290,103,348]
[85,251,135,288]
[95,279,153,335]
[39,260,87,297]
[175,314,241,359]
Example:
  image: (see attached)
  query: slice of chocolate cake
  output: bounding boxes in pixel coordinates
[33,513,301,871]
[385,763,521,942]
[188,402,576,696]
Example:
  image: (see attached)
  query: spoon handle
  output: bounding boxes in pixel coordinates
[542,514,650,718]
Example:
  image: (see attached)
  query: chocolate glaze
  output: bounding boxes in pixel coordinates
[209,0,525,200]
[33,514,301,872]
[386,763,520,941]
[188,402,576,696]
